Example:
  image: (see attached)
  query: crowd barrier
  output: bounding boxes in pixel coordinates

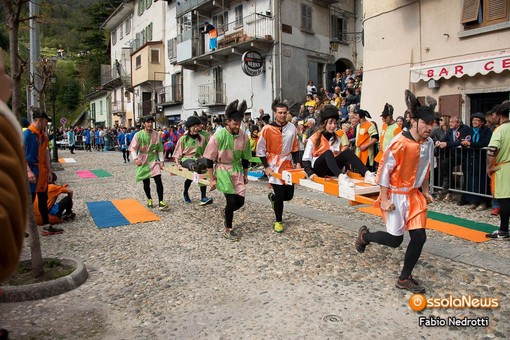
[430,146,492,199]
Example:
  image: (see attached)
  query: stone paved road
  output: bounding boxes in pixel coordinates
[1,149,509,339]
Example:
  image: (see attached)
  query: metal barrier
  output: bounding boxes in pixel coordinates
[431,146,491,199]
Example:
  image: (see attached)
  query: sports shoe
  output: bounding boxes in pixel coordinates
[491,208,500,216]
[183,193,191,204]
[42,225,64,236]
[396,276,425,294]
[443,193,453,202]
[268,192,275,210]
[338,173,355,188]
[486,230,509,239]
[224,228,241,241]
[158,201,170,211]
[476,203,488,211]
[364,171,377,185]
[62,212,76,221]
[274,221,284,233]
[200,197,213,206]
[147,199,153,208]
[355,225,369,253]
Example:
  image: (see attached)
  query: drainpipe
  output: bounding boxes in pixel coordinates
[277,0,282,99]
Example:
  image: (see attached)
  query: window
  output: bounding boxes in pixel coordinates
[167,38,176,60]
[135,55,142,69]
[125,17,131,34]
[141,29,146,45]
[146,0,152,9]
[213,11,229,34]
[120,24,123,40]
[112,29,117,46]
[150,49,160,64]
[331,16,346,41]
[301,4,313,32]
[235,5,243,28]
[138,0,144,16]
[91,103,96,121]
[146,23,153,42]
[462,0,509,28]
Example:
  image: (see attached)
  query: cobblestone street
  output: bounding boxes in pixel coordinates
[1,150,509,339]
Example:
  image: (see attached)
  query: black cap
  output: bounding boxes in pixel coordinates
[186,115,202,128]
[141,115,155,123]
[261,113,270,122]
[415,106,435,123]
[319,105,339,123]
[470,112,486,123]
[31,107,52,122]
[380,103,393,117]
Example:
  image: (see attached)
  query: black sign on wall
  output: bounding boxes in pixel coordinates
[241,51,264,77]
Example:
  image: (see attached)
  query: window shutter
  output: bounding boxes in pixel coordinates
[439,94,462,117]
[486,0,509,22]
[462,0,481,23]
[307,6,312,30]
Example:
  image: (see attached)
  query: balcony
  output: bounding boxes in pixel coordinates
[176,0,236,17]
[312,0,339,7]
[157,84,183,107]
[101,65,131,91]
[198,83,226,106]
[176,13,274,70]
[111,101,127,116]
[138,100,153,116]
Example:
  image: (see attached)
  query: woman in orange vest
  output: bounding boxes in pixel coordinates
[202,21,217,51]
[302,105,376,184]
[375,103,402,164]
[354,108,379,171]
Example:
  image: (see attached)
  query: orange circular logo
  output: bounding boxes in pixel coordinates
[409,294,427,311]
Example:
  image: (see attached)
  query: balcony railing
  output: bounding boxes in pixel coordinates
[111,101,126,116]
[198,83,226,106]
[138,100,153,116]
[176,0,236,17]
[176,13,273,68]
[157,84,183,105]
[100,65,131,90]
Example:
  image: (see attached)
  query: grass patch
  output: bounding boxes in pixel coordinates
[4,259,74,286]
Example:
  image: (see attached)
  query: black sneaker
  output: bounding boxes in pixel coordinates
[62,212,76,221]
[355,226,369,253]
[224,228,241,242]
[486,230,509,239]
[268,192,275,211]
[396,276,425,294]
[42,225,64,236]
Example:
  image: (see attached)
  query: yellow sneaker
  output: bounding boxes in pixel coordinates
[274,221,284,233]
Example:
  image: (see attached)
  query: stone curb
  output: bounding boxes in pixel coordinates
[0,258,88,303]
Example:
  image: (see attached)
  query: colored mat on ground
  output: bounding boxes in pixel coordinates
[90,169,113,177]
[58,158,76,163]
[358,206,497,243]
[86,199,160,228]
[76,169,113,179]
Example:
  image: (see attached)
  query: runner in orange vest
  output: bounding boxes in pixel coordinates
[375,103,402,164]
[355,91,436,294]
[354,108,378,171]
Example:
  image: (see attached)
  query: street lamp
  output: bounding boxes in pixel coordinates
[50,73,58,162]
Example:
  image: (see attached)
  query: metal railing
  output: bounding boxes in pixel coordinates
[431,146,492,199]
[111,101,126,115]
[198,83,226,105]
[138,100,153,116]
[100,65,131,88]
[157,84,183,104]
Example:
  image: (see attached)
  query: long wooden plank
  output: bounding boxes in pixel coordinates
[164,165,210,186]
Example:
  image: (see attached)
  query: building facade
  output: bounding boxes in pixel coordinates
[362,0,510,126]
[98,0,363,126]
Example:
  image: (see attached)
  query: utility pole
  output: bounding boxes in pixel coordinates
[29,0,41,116]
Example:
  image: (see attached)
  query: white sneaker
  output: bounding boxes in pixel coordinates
[338,173,355,188]
[364,171,377,185]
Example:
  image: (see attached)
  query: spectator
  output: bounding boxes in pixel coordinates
[306,80,317,95]
[435,115,471,201]
[396,116,404,130]
[459,113,492,210]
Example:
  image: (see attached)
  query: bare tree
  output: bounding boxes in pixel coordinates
[2,0,31,121]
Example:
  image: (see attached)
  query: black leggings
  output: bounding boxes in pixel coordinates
[122,148,129,161]
[271,184,294,222]
[184,179,207,199]
[32,191,49,225]
[313,149,368,177]
[224,194,245,229]
[142,175,164,202]
[499,197,510,232]
[364,228,427,280]
[56,196,73,217]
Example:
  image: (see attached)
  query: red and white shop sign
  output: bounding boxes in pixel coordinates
[410,51,510,83]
